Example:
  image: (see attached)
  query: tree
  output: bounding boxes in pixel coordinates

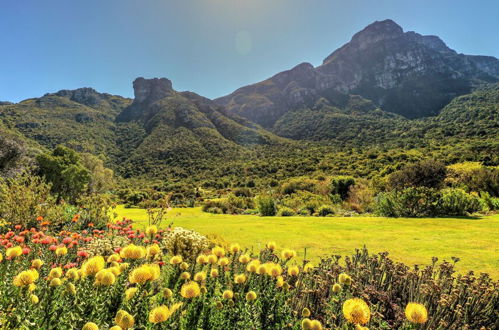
[36,145,91,203]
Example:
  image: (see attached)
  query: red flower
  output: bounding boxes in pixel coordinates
[49,245,57,251]
[22,248,30,255]
[77,251,89,258]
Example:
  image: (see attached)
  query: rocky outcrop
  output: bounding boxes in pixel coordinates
[216,19,499,125]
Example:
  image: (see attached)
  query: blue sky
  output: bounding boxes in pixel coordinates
[1,0,498,102]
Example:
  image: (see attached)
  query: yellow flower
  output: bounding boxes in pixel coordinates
[148,303,182,324]
[180,262,189,270]
[120,244,146,259]
[234,274,247,284]
[50,278,62,287]
[229,243,241,253]
[0,253,3,262]
[82,256,105,276]
[119,263,129,272]
[355,325,369,330]
[194,271,207,282]
[66,282,77,295]
[28,283,36,292]
[207,254,218,264]
[405,303,428,324]
[196,255,207,264]
[339,273,352,285]
[266,241,277,250]
[180,272,191,280]
[246,259,261,272]
[163,288,173,299]
[218,257,230,267]
[303,263,314,273]
[107,254,121,263]
[145,225,158,236]
[82,322,99,330]
[343,298,370,325]
[245,291,257,301]
[6,246,23,258]
[170,255,183,265]
[257,264,268,275]
[302,307,311,317]
[30,294,39,304]
[109,266,122,276]
[238,254,251,264]
[200,286,207,294]
[210,268,219,278]
[180,281,201,299]
[281,249,296,260]
[301,318,322,330]
[268,263,283,277]
[115,310,135,329]
[13,269,39,287]
[276,276,284,288]
[31,259,44,269]
[49,267,63,279]
[110,327,122,330]
[66,268,80,281]
[55,246,68,256]
[332,283,342,293]
[147,244,161,257]
[222,290,233,299]
[212,246,225,257]
[95,269,116,286]
[129,264,160,284]
[288,266,300,276]
[125,287,138,301]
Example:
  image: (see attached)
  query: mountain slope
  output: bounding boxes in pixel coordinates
[216,19,499,127]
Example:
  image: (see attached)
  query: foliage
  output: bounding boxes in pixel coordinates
[256,194,277,216]
[160,227,211,260]
[346,183,375,213]
[330,176,356,200]
[439,189,484,216]
[388,160,447,190]
[277,207,295,217]
[317,205,334,216]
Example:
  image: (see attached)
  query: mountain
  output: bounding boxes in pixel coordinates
[216,19,499,127]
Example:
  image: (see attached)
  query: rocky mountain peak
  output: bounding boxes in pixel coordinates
[53,87,103,107]
[133,77,173,104]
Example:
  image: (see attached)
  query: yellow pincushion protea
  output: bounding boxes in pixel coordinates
[339,273,352,285]
[125,287,138,301]
[94,269,116,286]
[49,278,62,287]
[218,257,230,267]
[210,268,219,278]
[145,225,158,236]
[146,244,161,257]
[30,294,39,304]
[193,271,207,282]
[229,243,241,253]
[405,302,428,324]
[55,246,68,256]
[180,281,201,299]
[49,267,63,279]
[107,254,121,263]
[6,246,23,258]
[196,255,208,264]
[82,322,99,330]
[342,298,371,325]
[31,258,44,269]
[332,283,342,293]
[288,266,300,276]
[245,291,257,301]
[276,276,284,288]
[115,310,135,329]
[180,272,191,280]
[13,269,39,287]
[169,255,183,265]
[281,249,296,260]
[66,282,77,295]
[301,318,322,330]
[222,290,234,299]
[129,264,160,284]
[148,303,182,323]
[207,254,218,264]
[212,246,225,257]
[66,268,79,281]
[302,307,311,317]
[82,256,105,277]
[268,263,283,277]
[266,241,277,250]
[238,254,251,264]
[303,263,314,273]
[120,244,146,259]
[234,274,247,284]
[246,259,261,272]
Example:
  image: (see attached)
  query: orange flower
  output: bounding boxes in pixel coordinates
[36,216,43,222]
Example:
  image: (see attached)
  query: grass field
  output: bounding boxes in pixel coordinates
[113,205,499,278]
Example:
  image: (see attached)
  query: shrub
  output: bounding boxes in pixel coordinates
[388,160,447,190]
[317,205,334,216]
[346,183,374,213]
[375,187,442,217]
[280,178,318,195]
[277,207,295,216]
[439,188,484,216]
[330,176,356,200]
[161,227,211,260]
[480,191,499,210]
[256,194,277,216]
[233,187,252,197]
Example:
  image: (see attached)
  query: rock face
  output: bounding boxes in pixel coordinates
[54,88,104,107]
[216,19,499,125]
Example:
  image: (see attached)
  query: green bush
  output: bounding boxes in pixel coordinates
[439,188,484,216]
[330,176,356,200]
[375,187,441,217]
[277,207,295,216]
[317,204,335,216]
[388,160,447,190]
[280,177,318,195]
[480,191,499,210]
[256,194,277,216]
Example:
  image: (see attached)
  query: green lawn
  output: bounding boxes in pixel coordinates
[113,206,499,278]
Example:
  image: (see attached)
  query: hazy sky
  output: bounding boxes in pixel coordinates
[1,0,498,102]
